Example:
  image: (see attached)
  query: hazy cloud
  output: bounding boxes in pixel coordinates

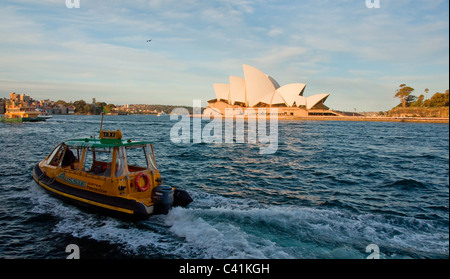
[0,0,448,111]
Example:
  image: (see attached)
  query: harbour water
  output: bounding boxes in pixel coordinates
[0,115,448,259]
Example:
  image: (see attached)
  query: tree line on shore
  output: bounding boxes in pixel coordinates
[394,84,449,109]
[56,98,194,115]
[72,99,116,114]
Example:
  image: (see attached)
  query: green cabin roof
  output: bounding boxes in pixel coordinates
[64,138,152,148]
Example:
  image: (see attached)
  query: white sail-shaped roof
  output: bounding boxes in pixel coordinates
[275,83,306,107]
[243,64,278,107]
[306,94,330,110]
[229,76,246,105]
[214,83,230,103]
[270,91,286,105]
[295,95,307,107]
[211,65,330,109]
[259,93,274,105]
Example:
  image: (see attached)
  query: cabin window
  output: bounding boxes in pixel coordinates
[145,144,158,171]
[83,148,94,171]
[124,144,156,172]
[83,147,113,176]
[125,146,148,172]
[115,147,126,177]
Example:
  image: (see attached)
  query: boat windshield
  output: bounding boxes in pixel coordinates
[47,144,64,166]
[61,146,82,170]
[46,144,82,170]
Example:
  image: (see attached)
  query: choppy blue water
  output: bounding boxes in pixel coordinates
[0,115,448,259]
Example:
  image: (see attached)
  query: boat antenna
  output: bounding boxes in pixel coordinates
[100,112,104,132]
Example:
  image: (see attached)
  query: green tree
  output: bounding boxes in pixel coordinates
[412,94,424,107]
[424,90,449,107]
[394,84,415,108]
[55,100,68,106]
[405,95,417,107]
[83,104,91,114]
[73,100,87,113]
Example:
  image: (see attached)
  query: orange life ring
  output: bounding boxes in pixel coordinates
[135,173,150,192]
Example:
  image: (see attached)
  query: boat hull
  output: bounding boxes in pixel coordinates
[32,164,153,219]
[1,117,46,123]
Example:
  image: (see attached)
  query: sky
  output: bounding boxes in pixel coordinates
[0,0,448,111]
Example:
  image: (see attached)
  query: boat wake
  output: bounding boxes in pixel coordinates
[28,185,448,259]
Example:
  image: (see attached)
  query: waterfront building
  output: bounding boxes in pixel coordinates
[203,65,339,118]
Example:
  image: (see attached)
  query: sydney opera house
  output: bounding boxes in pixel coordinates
[203,64,339,118]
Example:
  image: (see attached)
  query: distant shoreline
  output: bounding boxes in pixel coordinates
[4,113,445,124]
[192,114,449,124]
[289,116,449,124]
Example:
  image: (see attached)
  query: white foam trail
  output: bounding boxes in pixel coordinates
[163,192,448,258]
[28,184,448,259]
[165,207,293,259]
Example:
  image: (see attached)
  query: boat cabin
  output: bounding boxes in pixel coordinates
[41,130,161,197]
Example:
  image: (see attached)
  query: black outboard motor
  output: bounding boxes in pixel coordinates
[151,185,174,214]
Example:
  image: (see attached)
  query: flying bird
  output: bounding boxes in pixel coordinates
[147,39,152,43]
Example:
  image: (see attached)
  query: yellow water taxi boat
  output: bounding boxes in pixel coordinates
[32,117,192,218]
